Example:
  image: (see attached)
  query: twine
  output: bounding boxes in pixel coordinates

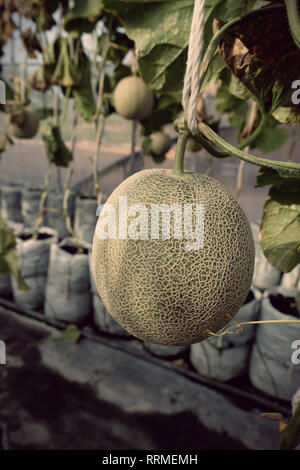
[182,0,206,135]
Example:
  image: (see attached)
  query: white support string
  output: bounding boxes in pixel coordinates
[182,0,205,135]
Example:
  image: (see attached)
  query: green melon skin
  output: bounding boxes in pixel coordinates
[8,107,39,139]
[113,76,154,121]
[150,132,172,156]
[92,169,255,346]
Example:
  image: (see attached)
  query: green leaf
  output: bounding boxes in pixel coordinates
[142,135,152,155]
[43,37,58,66]
[102,0,267,94]
[227,73,252,101]
[72,53,96,122]
[0,218,28,291]
[200,53,226,89]
[30,0,59,32]
[260,181,300,272]
[203,0,267,48]
[103,0,194,93]
[60,324,81,343]
[64,0,103,35]
[109,63,131,90]
[105,29,135,66]
[40,123,73,167]
[35,108,56,121]
[52,38,79,88]
[250,117,288,153]
[140,93,182,136]
[215,81,248,130]
[273,106,300,126]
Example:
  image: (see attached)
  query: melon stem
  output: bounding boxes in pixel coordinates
[173,132,188,176]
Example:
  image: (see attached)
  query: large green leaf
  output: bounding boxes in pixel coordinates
[0,218,28,291]
[260,181,300,272]
[102,1,268,93]
[103,0,194,93]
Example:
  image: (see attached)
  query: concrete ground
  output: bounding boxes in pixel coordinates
[0,305,286,450]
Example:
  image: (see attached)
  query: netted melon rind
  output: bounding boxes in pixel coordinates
[92,169,255,346]
[113,76,154,121]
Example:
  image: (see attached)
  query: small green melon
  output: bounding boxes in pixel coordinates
[186,137,202,152]
[150,132,172,156]
[113,76,154,121]
[92,169,255,346]
[8,107,39,139]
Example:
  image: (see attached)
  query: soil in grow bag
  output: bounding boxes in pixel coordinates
[61,244,89,256]
[19,232,52,242]
[269,294,299,318]
[244,290,255,304]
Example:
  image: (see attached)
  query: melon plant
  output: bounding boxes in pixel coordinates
[113,75,154,121]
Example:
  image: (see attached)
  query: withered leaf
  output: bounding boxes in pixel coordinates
[217,6,300,113]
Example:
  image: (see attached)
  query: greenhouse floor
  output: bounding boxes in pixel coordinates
[0,304,288,450]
